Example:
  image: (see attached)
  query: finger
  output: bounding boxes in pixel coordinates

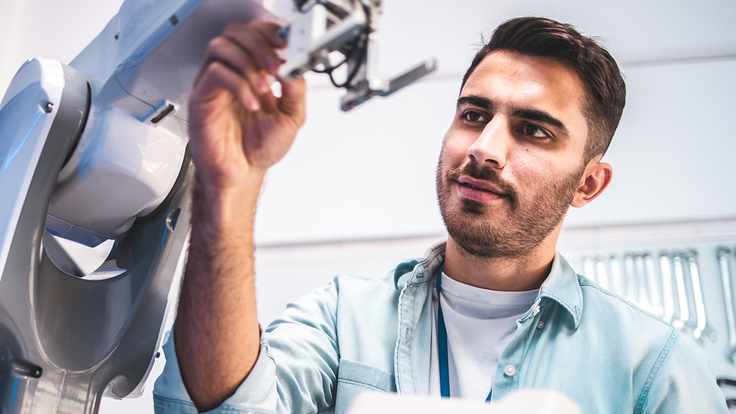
[224,22,286,74]
[206,36,271,95]
[194,61,260,112]
[257,74,279,113]
[247,20,288,49]
[278,75,306,123]
[204,37,279,113]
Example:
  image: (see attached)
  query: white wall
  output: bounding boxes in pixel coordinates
[1,1,735,413]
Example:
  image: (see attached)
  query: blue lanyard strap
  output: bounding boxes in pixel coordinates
[436,275,493,402]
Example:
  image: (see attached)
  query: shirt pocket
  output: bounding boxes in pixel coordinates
[334,359,396,413]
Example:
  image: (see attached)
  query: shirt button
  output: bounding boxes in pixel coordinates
[503,364,517,377]
[531,303,541,316]
[537,320,545,329]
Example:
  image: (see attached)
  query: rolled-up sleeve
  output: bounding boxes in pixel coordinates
[153,279,340,413]
[638,329,729,414]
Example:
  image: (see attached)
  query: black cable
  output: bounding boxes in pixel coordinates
[716,378,736,410]
[718,378,736,388]
[324,0,371,88]
[326,33,367,88]
[309,23,365,79]
[299,0,372,88]
[294,0,315,12]
[311,52,350,73]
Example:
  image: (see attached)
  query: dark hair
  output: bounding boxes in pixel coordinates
[461,17,626,161]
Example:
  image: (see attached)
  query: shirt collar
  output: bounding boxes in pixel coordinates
[393,241,445,289]
[538,253,583,329]
[393,241,583,330]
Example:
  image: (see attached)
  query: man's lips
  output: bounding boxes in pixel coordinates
[452,175,509,204]
[456,175,509,196]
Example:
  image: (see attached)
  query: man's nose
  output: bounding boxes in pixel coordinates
[467,117,510,169]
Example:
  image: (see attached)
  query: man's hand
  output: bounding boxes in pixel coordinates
[188,20,306,196]
[176,20,306,412]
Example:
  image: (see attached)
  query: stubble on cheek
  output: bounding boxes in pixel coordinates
[436,153,584,258]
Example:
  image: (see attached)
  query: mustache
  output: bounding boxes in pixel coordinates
[446,161,516,201]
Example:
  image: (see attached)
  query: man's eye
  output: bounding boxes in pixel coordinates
[519,123,551,139]
[461,110,488,124]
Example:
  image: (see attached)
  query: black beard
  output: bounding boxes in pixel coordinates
[435,154,582,258]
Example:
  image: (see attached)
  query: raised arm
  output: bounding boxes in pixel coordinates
[173,20,306,411]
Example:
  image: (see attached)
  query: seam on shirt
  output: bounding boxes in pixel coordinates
[515,304,546,389]
[213,406,275,414]
[579,283,674,329]
[217,403,283,414]
[337,377,391,392]
[153,393,196,408]
[634,328,678,414]
[154,394,277,414]
[394,282,417,393]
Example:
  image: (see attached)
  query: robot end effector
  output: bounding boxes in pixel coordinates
[277,0,438,110]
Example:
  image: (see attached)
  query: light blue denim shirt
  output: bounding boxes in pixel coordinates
[153,243,728,413]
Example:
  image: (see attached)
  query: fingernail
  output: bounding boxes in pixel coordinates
[277,26,290,43]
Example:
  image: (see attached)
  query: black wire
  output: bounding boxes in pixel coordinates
[324,0,371,88]
[326,33,367,87]
[312,27,366,74]
[310,22,365,77]
[295,0,316,12]
[718,378,736,388]
[311,52,350,73]
[302,0,371,88]
[327,40,365,87]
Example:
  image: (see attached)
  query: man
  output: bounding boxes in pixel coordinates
[153,17,728,413]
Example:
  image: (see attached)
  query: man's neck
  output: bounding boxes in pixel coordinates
[442,232,559,292]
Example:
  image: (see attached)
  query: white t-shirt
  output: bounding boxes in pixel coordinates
[429,272,539,400]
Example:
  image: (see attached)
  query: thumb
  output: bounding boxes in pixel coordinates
[278,75,306,123]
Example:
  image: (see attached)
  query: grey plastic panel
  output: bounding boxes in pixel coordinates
[0,58,193,413]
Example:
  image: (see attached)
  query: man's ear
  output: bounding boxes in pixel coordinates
[571,158,613,208]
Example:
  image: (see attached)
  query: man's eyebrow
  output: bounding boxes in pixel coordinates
[457,95,570,135]
[457,95,493,111]
[512,108,569,135]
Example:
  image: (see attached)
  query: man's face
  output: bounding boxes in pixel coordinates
[437,51,591,258]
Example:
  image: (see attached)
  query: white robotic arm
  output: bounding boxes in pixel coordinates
[0,1,435,412]
[49,0,436,249]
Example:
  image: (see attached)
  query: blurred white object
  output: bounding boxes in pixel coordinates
[348,390,582,414]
